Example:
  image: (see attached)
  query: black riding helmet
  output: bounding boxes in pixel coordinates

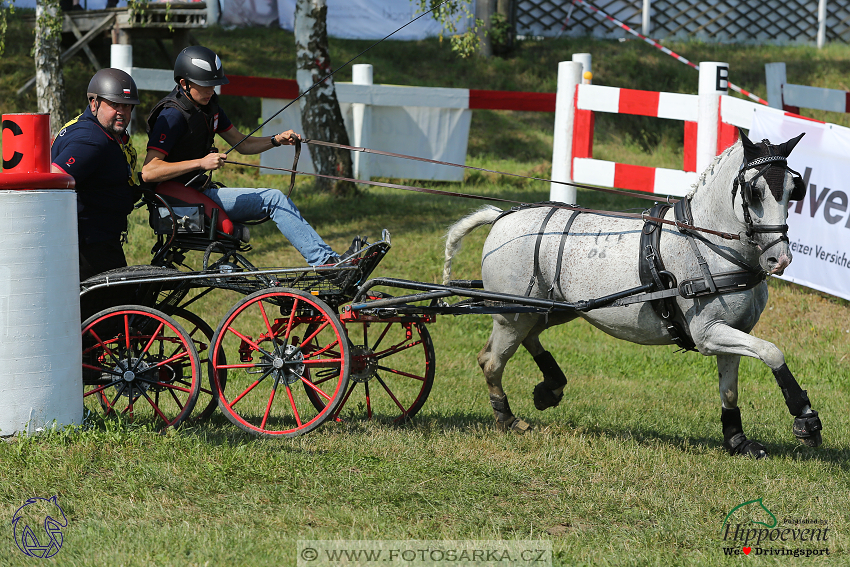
[173,46,229,87]
[86,68,140,105]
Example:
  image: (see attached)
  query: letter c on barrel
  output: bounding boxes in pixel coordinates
[1,120,24,170]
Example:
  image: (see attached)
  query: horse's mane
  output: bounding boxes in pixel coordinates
[686,141,741,199]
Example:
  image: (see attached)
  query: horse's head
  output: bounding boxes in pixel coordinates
[732,130,806,275]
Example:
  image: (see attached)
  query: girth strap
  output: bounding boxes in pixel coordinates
[639,203,697,352]
[522,207,560,298]
[551,210,581,299]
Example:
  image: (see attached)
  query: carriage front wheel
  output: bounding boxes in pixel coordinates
[210,289,350,437]
[81,305,202,429]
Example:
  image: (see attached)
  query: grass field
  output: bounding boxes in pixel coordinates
[1,14,850,566]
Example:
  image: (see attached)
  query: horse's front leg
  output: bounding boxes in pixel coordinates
[701,323,823,448]
[717,354,767,458]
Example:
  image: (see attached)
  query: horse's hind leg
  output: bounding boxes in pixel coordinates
[703,324,823,449]
[479,314,539,433]
[522,315,573,411]
[718,354,767,458]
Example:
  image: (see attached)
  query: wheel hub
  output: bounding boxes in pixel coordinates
[113,358,152,397]
[265,344,304,386]
[350,345,376,384]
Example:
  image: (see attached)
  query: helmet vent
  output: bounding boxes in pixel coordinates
[191,58,213,72]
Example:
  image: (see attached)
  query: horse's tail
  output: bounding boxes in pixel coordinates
[443,205,503,285]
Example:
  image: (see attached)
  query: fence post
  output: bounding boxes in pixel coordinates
[817,0,827,48]
[351,64,373,182]
[110,43,132,74]
[642,0,651,36]
[696,61,728,175]
[550,61,582,204]
[765,62,786,109]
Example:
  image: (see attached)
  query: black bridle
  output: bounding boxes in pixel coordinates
[731,152,802,256]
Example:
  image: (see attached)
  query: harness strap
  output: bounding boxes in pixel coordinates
[639,204,696,352]
[551,210,581,299]
[675,198,763,276]
[522,207,560,299]
[674,199,717,294]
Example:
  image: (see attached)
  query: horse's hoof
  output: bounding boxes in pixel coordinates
[495,417,532,434]
[725,433,768,459]
[793,411,822,447]
[798,431,822,448]
[533,382,563,411]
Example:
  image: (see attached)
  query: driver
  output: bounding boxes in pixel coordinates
[141,45,360,267]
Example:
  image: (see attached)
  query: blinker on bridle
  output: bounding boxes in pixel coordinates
[731,148,802,254]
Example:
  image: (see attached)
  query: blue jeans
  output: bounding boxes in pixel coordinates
[204,186,335,265]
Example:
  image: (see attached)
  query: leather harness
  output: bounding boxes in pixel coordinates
[512,200,766,351]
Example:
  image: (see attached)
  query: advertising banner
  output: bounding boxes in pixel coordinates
[749,108,850,301]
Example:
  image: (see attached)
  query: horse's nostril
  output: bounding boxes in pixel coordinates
[767,257,778,266]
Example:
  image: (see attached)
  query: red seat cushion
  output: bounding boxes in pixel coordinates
[154,181,234,235]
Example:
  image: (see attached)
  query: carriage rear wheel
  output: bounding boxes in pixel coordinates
[81,305,202,429]
[210,289,350,437]
[307,320,435,424]
[171,308,226,423]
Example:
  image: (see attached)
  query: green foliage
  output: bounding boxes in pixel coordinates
[31,0,61,58]
[0,0,14,57]
[412,0,482,58]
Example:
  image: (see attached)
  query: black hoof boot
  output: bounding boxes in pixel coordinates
[722,407,768,459]
[793,410,823,447]
[773,364,823,447]
[533,382,563,410]
[532,351,567,411]
[490,394,532,433]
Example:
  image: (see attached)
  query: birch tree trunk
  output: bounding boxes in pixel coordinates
[35,0,66,136]
[294,0,355,196]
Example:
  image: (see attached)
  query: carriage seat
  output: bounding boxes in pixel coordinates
[150,181,251,246]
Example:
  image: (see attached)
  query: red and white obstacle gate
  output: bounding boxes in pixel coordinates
[550,58,792,203]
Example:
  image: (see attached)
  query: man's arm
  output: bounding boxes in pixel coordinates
[219,127,300,155]
[141,148,225,183]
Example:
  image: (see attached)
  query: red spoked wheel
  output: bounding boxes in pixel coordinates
[81,305,201,429]
[210,289,349,437]
[171,308,225,423]
[311,320,435,424]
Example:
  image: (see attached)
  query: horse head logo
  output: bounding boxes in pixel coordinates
[11,495,68,558]
[722,497,778,533]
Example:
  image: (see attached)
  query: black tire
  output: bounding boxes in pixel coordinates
[81,305,201,429]
[209,288,350,437]
[308,320,435,424]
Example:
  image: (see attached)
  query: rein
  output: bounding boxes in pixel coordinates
[224,158,742,241]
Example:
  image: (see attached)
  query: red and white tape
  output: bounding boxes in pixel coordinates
[572,0,769,106]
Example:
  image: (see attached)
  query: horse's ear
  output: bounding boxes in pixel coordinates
[777,132,805,157]
[738,128,760,162]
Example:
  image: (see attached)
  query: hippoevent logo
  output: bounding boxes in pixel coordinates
[11,496,68,559]
[721,498,830,558]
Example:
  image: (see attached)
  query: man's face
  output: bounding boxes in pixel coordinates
[91,97,134,136]
[182,79,215,106]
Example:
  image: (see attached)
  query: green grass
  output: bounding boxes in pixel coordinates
[2,16,850,567]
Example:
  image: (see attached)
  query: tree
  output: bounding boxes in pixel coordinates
[294,0,355,196]
[34,0,65,135]
[414,0,515,58]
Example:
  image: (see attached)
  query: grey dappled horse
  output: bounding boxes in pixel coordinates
[443,132,822,457]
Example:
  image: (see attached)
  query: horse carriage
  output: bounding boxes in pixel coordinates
[80,131,823,456]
